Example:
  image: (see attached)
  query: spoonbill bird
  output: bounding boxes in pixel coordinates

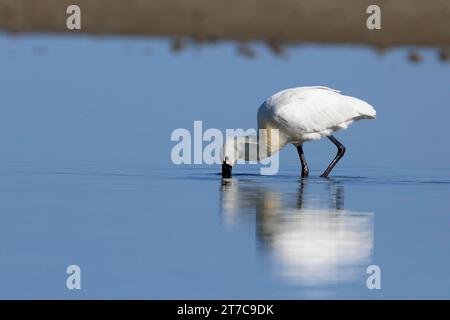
[222,86,376,178]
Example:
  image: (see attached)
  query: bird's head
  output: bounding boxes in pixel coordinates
[221,134,273,178]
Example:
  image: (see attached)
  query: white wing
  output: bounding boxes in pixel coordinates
[258,87,376,141]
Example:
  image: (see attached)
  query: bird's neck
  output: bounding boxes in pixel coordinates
[235,129,286,162]
[257,128,285,159]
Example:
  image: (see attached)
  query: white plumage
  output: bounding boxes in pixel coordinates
[257,86,376,145]
[222,86,376,177]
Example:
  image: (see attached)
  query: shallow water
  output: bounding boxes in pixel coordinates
[0,165,449,299]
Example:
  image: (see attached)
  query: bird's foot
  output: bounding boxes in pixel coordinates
[301,168,309,178]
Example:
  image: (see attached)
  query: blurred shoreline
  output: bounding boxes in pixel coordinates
[1,0,450,49]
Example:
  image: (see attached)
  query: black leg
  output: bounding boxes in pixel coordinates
[320,135,346,178]
[296,145,309,178]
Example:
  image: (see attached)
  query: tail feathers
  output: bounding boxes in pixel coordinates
[361,103,377,119]
[348,96,376,119]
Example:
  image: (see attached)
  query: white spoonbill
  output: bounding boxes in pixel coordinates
[222,86,376,178]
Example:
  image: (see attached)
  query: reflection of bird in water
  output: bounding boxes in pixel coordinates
[220,178,373,286]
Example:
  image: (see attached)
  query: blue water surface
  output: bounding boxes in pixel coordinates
[0,164,448,299]
[0,34,449,299]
